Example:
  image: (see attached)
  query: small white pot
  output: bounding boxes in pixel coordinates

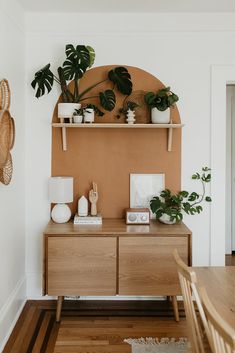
[58,103,81,119]
[159,214,176,225]
[84,108,95,123]
[73,115,83,123]
[151,107,170,124]
[126,109,136,124]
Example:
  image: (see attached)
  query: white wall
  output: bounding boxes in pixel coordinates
[0,0,26,349]
[25,12,235,297]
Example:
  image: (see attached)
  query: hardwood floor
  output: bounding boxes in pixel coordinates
[3,300,187,353]
[225,254,235,266]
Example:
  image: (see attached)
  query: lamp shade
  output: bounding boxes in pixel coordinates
[49,177,73,203]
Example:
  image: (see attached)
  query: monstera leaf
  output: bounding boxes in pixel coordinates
[86,46,95,68]
[31,64,54,98]
[99,90,116,111]
[63,44,90,80]
[108,67,132,95]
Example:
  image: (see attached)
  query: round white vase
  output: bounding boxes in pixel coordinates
[84,108,95,123]
[159,213,176,225]
[151,107,170,124]
[58,103,81,120]
[51,203,71,223]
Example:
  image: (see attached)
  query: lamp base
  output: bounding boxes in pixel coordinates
[51,203,71,223]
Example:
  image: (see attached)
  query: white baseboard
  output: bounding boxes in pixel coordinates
[0,277,26,352]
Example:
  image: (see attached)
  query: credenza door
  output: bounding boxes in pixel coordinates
[47,236,117,296]
[119,236,188,296]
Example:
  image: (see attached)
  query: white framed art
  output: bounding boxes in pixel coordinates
[130,173,165,218]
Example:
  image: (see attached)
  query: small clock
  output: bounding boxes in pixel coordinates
[126,208,150,225]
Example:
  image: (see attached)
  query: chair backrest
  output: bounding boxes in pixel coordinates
[173,249,209,353]
[200,287,235,353]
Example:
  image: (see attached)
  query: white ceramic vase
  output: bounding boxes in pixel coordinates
[126,109,136,124]
[151,107,170,124]
[159,213,176,225]
[58,103,81,122]
[84,108,95,123]
[73,115,83,123]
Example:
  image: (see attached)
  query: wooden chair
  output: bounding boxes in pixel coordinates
[173,249,210,353]
[200,287,235,353]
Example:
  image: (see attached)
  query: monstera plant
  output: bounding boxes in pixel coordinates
[31,44,133,116]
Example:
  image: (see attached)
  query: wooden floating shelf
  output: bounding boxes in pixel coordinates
[52,123,184,152]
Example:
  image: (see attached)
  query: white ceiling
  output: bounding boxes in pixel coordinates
[18,0,235,13]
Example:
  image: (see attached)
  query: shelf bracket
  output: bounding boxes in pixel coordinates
[167,120,173,152]
[60,118,67,151]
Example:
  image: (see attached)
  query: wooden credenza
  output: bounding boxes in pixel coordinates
[43,219,192,321]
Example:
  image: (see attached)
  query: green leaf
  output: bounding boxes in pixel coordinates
[192,172,200,180]
[188,192,199,202]
[86,45,95,68]
[205,196,212,202]
[202,167,211,172]
[196,205,203,213]
[150,197,162,213]
[108,67,132,95]
[99,90,116,111]
[31,64,54,98]
[63,44,90,80]
[179,190,189,198]
[145,92,156,107]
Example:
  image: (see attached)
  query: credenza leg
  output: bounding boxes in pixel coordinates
[171,295,179,322]
[56,296,64,322]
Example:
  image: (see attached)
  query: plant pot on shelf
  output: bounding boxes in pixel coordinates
[84,108,95,123]
[151,107,170,124]
[73,115,83,123]
[159,213,176,225]
[58,103,81,123]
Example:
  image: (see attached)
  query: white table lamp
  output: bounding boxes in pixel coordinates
[49,177,73,223]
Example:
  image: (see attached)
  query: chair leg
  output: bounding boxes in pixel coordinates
[171,295,180,322]
[56,296,64,322]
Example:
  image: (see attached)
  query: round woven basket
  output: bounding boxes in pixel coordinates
[0,152,13,185]
[10,117,15,150]
[0,79,11,110]
[0,109,11,168]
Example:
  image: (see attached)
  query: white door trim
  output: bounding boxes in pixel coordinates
[211,66,235,265]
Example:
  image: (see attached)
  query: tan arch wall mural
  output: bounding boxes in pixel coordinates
[51,65,182,218]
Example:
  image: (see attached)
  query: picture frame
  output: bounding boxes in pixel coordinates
[130,173,165,218]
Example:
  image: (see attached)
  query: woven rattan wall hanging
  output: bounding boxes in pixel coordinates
[0,79,15,185]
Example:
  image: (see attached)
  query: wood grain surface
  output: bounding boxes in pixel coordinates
[47,237,117,296]
[3,300,187,353]
[193,267,235,329]
[119,237,188,295]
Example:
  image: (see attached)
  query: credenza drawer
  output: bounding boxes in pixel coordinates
[47,236,117,296]
[119,236,188,295]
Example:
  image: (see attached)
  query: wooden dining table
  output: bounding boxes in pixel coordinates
[192,266,235,328]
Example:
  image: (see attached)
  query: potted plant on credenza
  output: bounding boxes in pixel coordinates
[150,167,212,224]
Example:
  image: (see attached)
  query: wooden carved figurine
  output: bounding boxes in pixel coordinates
[89,182,98,216]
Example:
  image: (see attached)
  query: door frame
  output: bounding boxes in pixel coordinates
[211,66,235,265]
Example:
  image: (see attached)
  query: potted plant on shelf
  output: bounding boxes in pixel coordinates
[73,108,84,123]
[150,167,211,224]
[144,86,179,124]
[31,44,133,121]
